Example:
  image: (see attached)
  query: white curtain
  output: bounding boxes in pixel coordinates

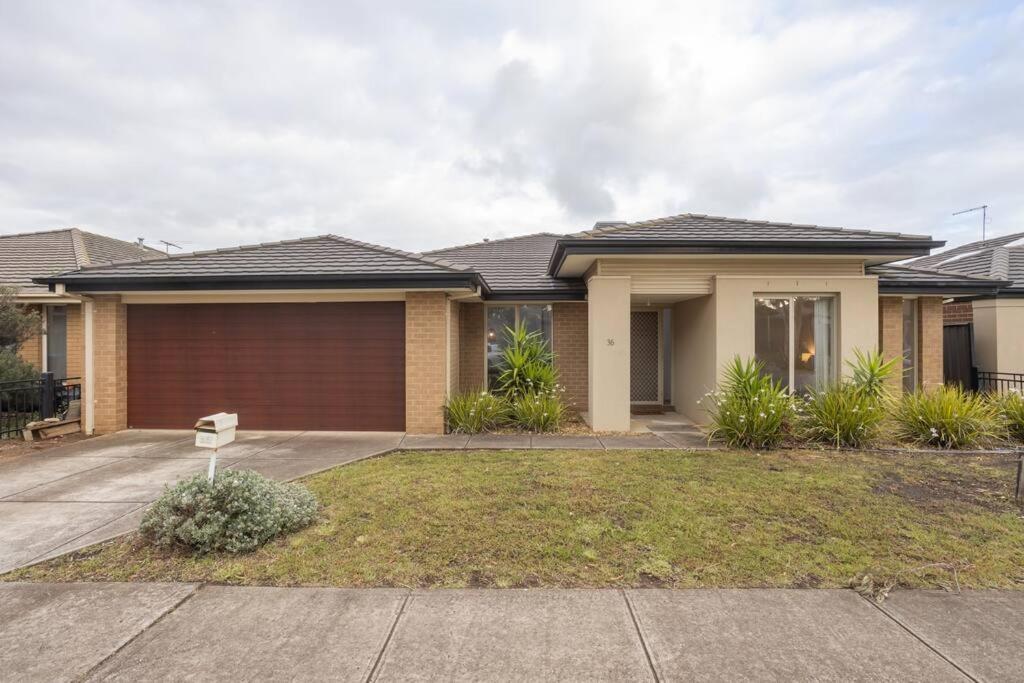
[814,298,833,387]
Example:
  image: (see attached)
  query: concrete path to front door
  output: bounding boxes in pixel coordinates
[2,583,1021,681]
[0,430,404,574]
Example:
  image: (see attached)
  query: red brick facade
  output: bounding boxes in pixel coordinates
[943,301,973,325]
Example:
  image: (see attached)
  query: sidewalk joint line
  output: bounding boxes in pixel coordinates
[365,591,410,683]
[859,594,977,682]
[621,589,660,683]
[77,582,202,682]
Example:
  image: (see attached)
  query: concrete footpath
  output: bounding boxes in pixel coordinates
[1,584,1021,682]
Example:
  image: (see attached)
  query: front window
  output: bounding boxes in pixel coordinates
[754,295,835,392]
[45,305,68,379]
[486,304,552,388]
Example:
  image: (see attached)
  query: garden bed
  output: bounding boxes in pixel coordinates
[6,448,1023,592]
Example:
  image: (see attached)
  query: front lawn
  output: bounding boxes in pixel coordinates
[7,449,1024,591]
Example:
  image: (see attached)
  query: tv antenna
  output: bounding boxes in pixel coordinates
[952,205,989,241]
[158,240,182,254]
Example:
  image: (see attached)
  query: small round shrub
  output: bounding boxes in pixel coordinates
[800,382,887,448]
[892,385,1002,449]
[445,391,509,433]
[992,388,1024,442]
[140,470,319,554]
[509,390,566,432]
[702,357,795,449]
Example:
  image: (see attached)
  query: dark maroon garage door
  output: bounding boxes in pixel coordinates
[127,302,405,431]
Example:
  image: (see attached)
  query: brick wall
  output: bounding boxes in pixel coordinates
[878,296,904,395]
[458,302,485,392]
[16,305,42,369]
[448,298,460,396]
[919,296,944,391]
[92,296,127,434]
[944,301,973,325]
[553,302,588,412]
[406,292,447,434]
[66,304,84,379]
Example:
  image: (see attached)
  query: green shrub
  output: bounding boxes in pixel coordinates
[0,348,38,384]
[847,348,901,400]
[508,390,566,433]
[992,389,1024,442]
[445,391,509,433]
[892,385,1002,449]
[494,325,558,400]
[140,470,319,554]
[703,357,794,449]
[800,382,886,448]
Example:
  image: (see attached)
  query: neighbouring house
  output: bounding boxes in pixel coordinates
[32,213,1005,435]
[1,228,164,381]
[908,232,1024,377]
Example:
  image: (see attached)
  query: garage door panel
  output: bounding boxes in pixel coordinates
[127,302,405,430]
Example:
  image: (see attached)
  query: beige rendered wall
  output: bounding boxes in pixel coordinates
[672,295,716,423]
[713,276,879,387]
[974,299,1024,374]
[587,276,631,431]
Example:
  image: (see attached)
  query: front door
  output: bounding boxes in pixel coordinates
[630,311,660,403]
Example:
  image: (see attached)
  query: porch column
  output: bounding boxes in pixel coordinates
[587,276,631,431]
[406,291,448,434]
[878,296,904,395]
[90,295,128,434]
[919,296,944,391]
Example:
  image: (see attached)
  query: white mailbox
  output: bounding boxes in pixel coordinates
[194,412,238,449]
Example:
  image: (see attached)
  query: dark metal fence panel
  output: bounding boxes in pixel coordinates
[0,374,81,439]
[977,371,1024,395]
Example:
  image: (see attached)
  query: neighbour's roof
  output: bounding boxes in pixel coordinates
[39,234,485,292]
[425,233,585,299]
[867,263,1009,295]
[908,232,1024,291]
[572,213,940,244]
[0,228,164,294]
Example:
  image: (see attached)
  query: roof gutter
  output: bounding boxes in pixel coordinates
[547,238,945,276]
[36,272,490,295]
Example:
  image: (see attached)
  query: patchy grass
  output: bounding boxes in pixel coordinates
[6,449,1024,590]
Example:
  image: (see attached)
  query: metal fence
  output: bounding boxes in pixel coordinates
[976,371,1024,395]
[0,374,81,439]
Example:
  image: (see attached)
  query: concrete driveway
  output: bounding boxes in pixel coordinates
[0,430,403,574]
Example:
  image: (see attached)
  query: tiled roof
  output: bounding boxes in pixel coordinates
[573,213,937,243]
[908,232,1024,289]
[0,228,164,293]
[45,234,473,282]
[425,233,585,296]
[867,263,1008,293]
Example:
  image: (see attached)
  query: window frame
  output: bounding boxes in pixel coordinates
[753,294,837,393]
[902,298,918,393]
[483,303,554,390]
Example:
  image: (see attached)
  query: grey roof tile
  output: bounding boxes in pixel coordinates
[867,263,1007,288]
[1,228,163,293]
[47,234,472,282]
[908,232,1024,289]
[426,233,584,294]
[573,213,935,243]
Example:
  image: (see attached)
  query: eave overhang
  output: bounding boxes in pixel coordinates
[548,238,945,277]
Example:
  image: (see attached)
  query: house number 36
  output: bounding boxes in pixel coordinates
[606,338,615,346]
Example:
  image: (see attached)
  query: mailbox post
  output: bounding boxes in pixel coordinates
[194,413,238,483]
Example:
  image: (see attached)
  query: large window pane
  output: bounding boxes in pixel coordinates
[903,299,917,393]
[519,304,552,347]
[793,296,834,393]
[486,306,516,388]
[754,298,790,389]
[46,306,68,379]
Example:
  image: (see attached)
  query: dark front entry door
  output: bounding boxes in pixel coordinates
[127,302,406,430]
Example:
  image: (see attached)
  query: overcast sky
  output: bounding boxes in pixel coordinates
[1,1,1022,254]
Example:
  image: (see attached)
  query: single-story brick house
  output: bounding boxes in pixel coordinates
[1,228,163,380]
[908,232,1024,375]
[28,213,1005,435]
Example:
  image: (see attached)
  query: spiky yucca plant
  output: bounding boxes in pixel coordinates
[702,357,794,449]
[892,385,1002,449]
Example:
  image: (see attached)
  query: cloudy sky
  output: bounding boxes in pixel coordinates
[1,1,1022,254]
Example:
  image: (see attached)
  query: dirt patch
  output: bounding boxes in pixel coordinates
[0,432,93,461]
[872,465,1018,512]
